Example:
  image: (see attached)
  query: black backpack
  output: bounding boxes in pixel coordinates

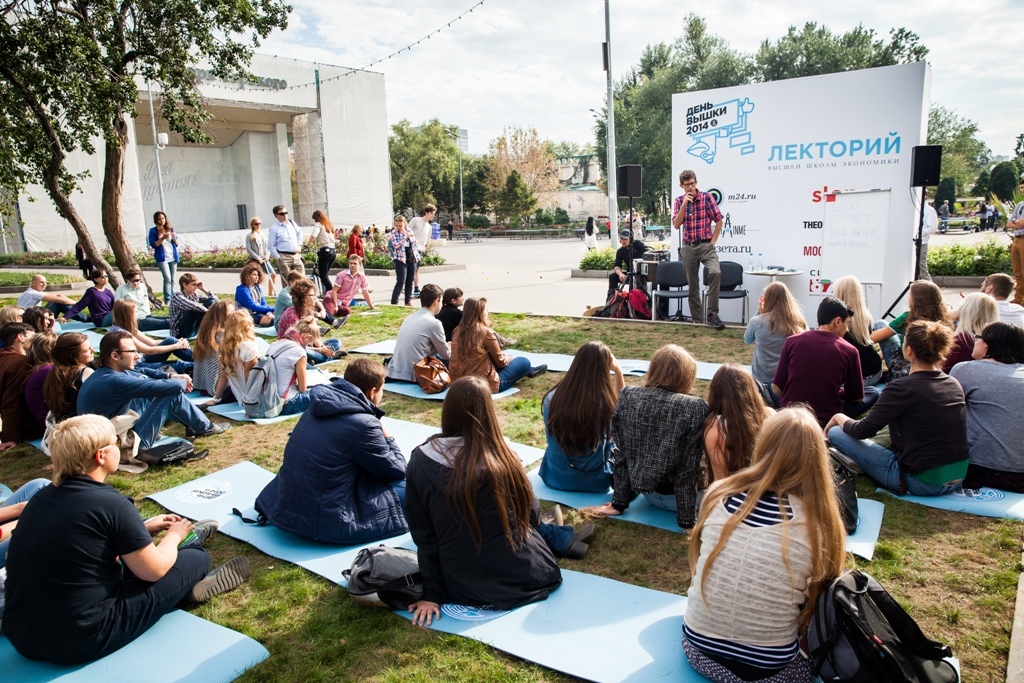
[808,570,958,682]
[136,441,206,466]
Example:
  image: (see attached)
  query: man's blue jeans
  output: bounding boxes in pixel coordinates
[143,337,195,364]
[280,392,310,416]
[537,522,576,556]
[497,356,533,392]
[827,426,962,496]
[873,320,901,371]
[129,394,212,448]
[0,478,50,568]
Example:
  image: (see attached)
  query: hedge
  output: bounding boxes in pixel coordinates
[0,272,81,287]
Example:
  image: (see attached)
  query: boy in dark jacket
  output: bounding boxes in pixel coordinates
[256,358,408,544]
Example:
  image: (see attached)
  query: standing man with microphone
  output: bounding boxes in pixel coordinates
[672,170,725,329]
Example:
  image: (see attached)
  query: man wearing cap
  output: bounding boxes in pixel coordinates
[1008,174,1024,306]
[607,229,647,301]
[672,169,725,329]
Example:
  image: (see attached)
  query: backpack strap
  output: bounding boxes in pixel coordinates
[379,572,423,592]
[232,507,267,526]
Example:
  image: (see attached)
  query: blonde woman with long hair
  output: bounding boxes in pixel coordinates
[743,282,806,404]
[192,301,236,398]
[208,309,261,407]
[831,275,884,385]
[942,292,999,373]
[683,407,847,682]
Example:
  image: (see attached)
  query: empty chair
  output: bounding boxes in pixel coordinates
[703,261,749,324]
[652,261,690,322]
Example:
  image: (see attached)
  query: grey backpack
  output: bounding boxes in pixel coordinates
[241,344,290,419]
[342,546,423,609]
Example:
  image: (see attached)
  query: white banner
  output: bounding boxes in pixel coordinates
[671,62,930,323]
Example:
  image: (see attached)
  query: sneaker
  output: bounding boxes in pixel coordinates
[540,504,564,527]
[186,421,231,439]
[706,313,726,329]
[525,364,548,379]
[179,519,220,549]
[188,556,251,603]
[412,287,421,297]
[563,523,597,560]
[333,315,350,329]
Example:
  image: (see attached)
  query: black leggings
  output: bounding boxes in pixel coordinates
[392,259,417,305]
[316,247,335,294]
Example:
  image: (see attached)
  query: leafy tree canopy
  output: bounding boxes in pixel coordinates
[927,105,991,195]
[389,119,461,214]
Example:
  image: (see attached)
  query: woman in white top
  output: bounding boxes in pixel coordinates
[683,407,846,683]
[308,210,337,295]
[109,300,192,374]
[246,217,276,296]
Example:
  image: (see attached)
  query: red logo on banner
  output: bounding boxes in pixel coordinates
[825,193,837,202]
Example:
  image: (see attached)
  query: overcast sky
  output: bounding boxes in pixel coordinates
[261,0,1021,158]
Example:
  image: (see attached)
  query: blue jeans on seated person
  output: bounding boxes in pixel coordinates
[45,302,87,323]
[143,337,195,364]
[537,521,576,556]
[873,320,901,371]
[842,384,880,417]
[280,391,310,416]
[129,394,213,449]
[827,426,962,496]
[0,478,50,568]
[497,355,533,392]
[643,491,678,512]
[306,338,342,365]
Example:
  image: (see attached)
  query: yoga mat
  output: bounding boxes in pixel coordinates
[528,470,883,559]
[385,382,519,401]
[146,462,415,585]
[500,350,750,382]
[0,483,12,502]
[381,417,542,467]
[880,486,1024,520]
[0,609,269,683]
[254,325,278,337]
[84,330,106,352]
[351,339,397,355]
[58,321,95,332]
[204,370,337,424]
[396,568,702,683]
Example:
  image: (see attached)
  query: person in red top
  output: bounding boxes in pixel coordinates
[672,170,725,329]
[771,297,865,426]
[347,224,365,260]
[0,322,39,450]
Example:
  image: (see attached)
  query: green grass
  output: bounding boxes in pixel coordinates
[0,272,82,287]
[1,307,1019,682]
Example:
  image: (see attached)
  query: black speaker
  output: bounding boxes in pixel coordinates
[910,145,942,187]
[617,165,642,198]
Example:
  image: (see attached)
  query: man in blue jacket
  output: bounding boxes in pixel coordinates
[77,331,229,448]
[256,358,408,545]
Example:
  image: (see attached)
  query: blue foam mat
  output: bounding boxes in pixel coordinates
[880,486,1024,519]
[385,381,519,401]
[84,330,106,352]
[57,321,96,332]
[254,325,278,337]
[396,569,703,683]
[528,470,883,560]
[0,609,268,683]
[207,402,300,425]
[351,339,397,355]
[381,417,542,467]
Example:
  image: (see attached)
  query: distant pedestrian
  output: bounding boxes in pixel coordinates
[446,220,454,240]
[584,217,597,251]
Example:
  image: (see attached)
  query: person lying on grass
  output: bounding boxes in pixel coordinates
[1,414,249,665]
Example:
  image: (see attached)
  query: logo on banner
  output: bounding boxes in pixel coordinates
[803,221,823,229]
[685,98,756,164]
[720,214,747,238]
[708,187,724,205]
[809,270,832,295]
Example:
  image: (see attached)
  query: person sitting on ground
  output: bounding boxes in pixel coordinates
[943,293,999,373]
[168,273,217,339]
[22,306,58,335]
[234,262,275,327]
[0,323,39,450]
[208,309,261,408]
[63,269,115,327]
[772,297,866,426]
[42,332,94,424]
[539,340,623,492]
[264,317,321,416]
[24,332,56,432]
[109,300,193,374]
[955,273,1024,328]
[871,280,952,373]
[703,363,775,483]
[0,306,23,327]
[950,322,1024,492]
[0,478,50,568]
[110,270,169,331]
[743,281,806,405]
[405,376,570,626]
[16,274,79,321]
[277,278,343,364]
[606,229,647,301]
[450,298,546,392]
[589,344,709,530]
[436,287,464,342]
[832,275,884,386]
[683,407,846,682]
[255,358,408,544]
[0,414,249,665]
[386,283,450,383]
[330,254,374,318]
[77,331,228,449]
[826,320,968,496]
[273,270,302,326]
[192,301,236,399]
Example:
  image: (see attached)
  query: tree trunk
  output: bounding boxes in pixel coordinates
[102,114,151,297]
[42,171,120,287]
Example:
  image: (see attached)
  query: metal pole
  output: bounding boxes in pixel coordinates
[458,143,464,227]
[604,0,617,239]
[146,81,166,213]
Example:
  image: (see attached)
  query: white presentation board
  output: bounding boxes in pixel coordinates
[671,62,929,324]
[822,190,891,284]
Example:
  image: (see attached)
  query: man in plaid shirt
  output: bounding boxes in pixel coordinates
[671,169,725,329]
[168,273,217,338]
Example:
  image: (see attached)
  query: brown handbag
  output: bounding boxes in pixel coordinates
[413,356,451,394]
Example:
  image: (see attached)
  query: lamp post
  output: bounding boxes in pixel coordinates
[146,80,168,213]
[602,0,617,239]
[447,128,465,227]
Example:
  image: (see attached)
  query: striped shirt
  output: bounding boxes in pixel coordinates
[684,491,800,671]
[1011,200,1024,237]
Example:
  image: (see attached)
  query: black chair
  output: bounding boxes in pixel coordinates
[651,261,690,321]
[702,261,749,324]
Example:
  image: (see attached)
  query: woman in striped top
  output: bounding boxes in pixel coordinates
[683,407,847,682]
